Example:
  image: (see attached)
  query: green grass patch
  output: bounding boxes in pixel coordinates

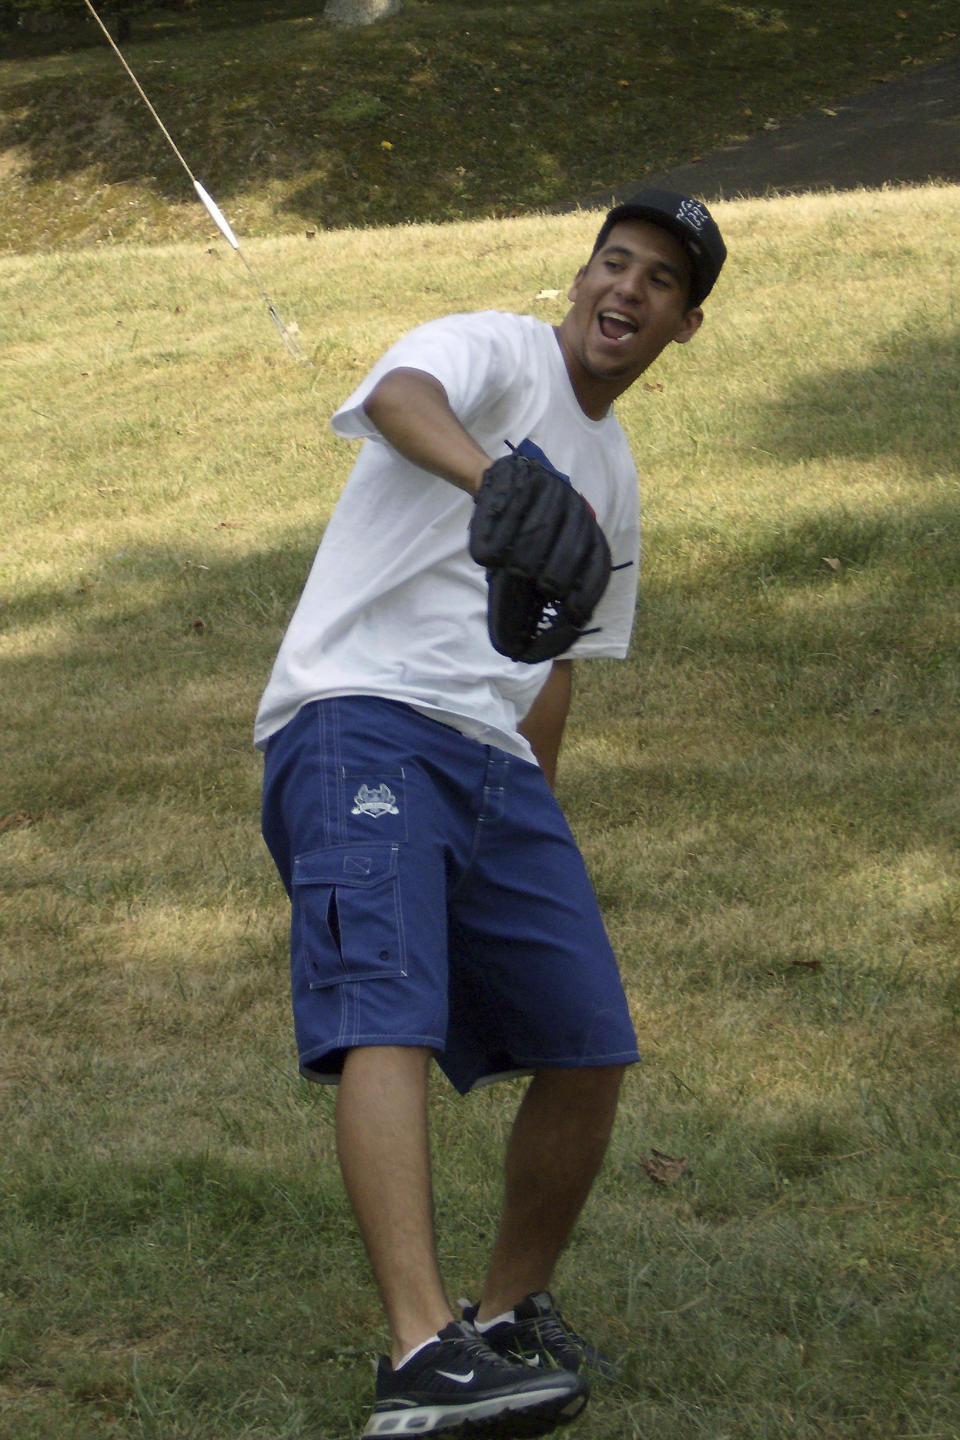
[2,187,960,1437]
[1,0,959,250]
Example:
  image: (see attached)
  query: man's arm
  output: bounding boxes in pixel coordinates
[518,660,573,788]
[362,367,491,496]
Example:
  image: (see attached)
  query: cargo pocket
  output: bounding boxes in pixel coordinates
[291,844,405,989]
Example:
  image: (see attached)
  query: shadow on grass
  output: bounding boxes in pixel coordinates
[2,435,957,816]
[4,551,959,1429]
[3,0,957,241]
[748,329,960,471]
[5,1086,960,1437]
[2,0,678,231]
[3,1150,368,1438]
[0,536,317,821]
[1,0,318,59]
[640,326,960,678]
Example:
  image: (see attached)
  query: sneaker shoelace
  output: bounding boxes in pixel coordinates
[525,1309,583,1360]
[437,1324,523,1375]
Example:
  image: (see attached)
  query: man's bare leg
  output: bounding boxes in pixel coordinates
[475,1065,626,1321]
[336,1045,454,1366]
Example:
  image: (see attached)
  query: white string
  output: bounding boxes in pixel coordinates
[83,0,306,360]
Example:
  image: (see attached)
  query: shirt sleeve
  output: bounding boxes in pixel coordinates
[330,312,525,441]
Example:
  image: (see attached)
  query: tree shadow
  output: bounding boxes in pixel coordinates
[0,0,329,208]
[1,0,318,59]
[7,0,954,237]
[743,329,960,471]
[0,536,317,819]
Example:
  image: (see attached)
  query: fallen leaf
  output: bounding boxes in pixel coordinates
[822,556,842,572]
[790,958,823,971]
[0,812,45,834]
[640,1149,688,1186]
[536,289,562,301]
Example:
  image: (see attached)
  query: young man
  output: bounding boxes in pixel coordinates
[256,190,726,1438]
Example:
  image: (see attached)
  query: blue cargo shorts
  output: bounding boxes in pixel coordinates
[261,697,639,1094]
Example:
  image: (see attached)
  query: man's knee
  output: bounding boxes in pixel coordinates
[530,1063,627,1114]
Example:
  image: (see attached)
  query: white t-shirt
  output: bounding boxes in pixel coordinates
[254,311,640,762]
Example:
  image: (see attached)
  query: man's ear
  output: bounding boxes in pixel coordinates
[568,265,587,303]
[674,307,704,345]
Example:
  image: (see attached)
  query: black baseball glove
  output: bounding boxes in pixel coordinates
[468,451,612,663]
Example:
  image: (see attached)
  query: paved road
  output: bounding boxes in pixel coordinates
[576,54,960,207]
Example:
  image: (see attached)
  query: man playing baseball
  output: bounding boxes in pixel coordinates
[256,190,726,1438]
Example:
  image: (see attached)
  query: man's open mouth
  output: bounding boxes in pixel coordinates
[598,310,639,341]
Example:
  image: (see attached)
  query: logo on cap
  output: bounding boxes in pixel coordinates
[676,198,710,232]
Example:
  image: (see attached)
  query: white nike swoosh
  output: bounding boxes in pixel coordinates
[436,1369,475,1385]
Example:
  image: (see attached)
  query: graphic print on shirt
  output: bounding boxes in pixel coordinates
[513,437,570,484]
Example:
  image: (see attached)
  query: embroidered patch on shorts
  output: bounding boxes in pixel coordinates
[351,783,400,819]
[341,770,407,841]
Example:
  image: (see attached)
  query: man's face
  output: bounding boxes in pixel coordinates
[557,219,704,417]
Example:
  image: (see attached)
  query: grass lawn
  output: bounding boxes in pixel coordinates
[2,178,959,1436]
[1,0,959,249]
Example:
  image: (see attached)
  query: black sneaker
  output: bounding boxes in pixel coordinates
[361,1320,588,1438]
[461,1292,622,1381]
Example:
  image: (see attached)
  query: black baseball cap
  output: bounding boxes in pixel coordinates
[591,188,727,307]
